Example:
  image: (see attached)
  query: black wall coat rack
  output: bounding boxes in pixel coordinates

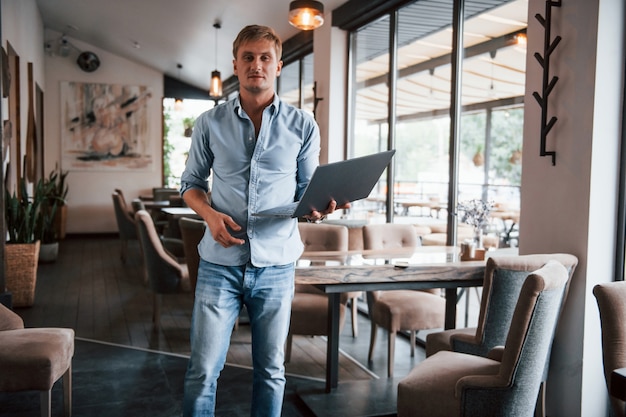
[533,0,562,166]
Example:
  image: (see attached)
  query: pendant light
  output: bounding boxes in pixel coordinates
[209,21,223,98]
[288,1,324,31]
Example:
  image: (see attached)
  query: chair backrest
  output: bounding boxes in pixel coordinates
[593,281,626,417]
[298,223,349,263]
[114,188,127,207]
[112,192,137,240]
[458,260,570,416]
[362,223,422,302]
[131,198,146,213]
[153,187,180,202]
[179,216,206,292]
[135,210,185,293]
[0,303,24,331]
[362,223,418,252]
[455,253,578,357]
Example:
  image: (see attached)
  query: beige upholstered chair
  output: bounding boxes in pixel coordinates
[0,303,74,417]
[112,191,137,263]
[298,222,362,337]
[593,281,626,417]
[135,210,191,328]
[397,260,570,417]
[363,223,445,377]
[287,223,350,362]
[425,253,578,416]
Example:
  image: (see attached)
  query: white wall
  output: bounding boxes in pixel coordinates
[43,29,164,233]
[1,0,45,189]
[520,0,624,415]
[314,12,348,164]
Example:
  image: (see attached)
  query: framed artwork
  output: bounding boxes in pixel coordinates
[60,81,153,171]
[5,42,20,195]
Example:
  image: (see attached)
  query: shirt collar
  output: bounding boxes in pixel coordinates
[233,93,280,118]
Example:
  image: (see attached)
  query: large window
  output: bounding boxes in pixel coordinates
[278,53,315,116]
[346,0,527,247]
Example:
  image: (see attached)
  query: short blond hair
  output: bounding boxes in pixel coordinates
[232,25,282,60]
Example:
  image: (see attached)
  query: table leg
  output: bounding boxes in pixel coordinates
[326,293,341,392]
[444,288,458,330]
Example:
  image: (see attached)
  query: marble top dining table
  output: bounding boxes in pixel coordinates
[295,246,488,392]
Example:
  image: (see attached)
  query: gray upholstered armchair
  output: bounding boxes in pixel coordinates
[425,253,578,416]
[0,303,75,417]
[397,260,570,417]
[426,254,578,357]
[593,281,626,417]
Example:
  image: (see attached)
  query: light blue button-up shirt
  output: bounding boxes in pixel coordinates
[180,94,320,267]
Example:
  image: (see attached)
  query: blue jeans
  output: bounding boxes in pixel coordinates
[183,260,295,417]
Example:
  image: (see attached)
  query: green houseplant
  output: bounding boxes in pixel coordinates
[35,167,69,261]
[5,177,42,244]
[183,116,195,137]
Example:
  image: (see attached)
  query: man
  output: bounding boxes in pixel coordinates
[181,25,345,416]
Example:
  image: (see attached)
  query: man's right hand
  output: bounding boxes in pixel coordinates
[182,188,245,248]
[205,211,245,248]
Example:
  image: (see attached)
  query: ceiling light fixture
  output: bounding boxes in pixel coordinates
[288,1,324,31]
[175,64,184,111]
[209,20,223,98]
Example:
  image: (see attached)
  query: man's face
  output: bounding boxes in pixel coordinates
[233,39,282,95]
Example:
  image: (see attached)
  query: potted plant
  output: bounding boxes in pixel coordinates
[183,117,195,137]
[35,167,69,262]
[5,178,43,306]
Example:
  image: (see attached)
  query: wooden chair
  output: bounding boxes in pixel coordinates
[135,210,191,329]
[0,303,74,417]
[363,223,445,377]
[593,281,626,417]
[397,260,570,417]
[178,216,206,293]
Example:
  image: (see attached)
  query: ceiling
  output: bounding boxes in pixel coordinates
[35,0,528,118]
[35,0,349,92]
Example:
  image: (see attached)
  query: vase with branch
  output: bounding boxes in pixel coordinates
[457,199,494,249]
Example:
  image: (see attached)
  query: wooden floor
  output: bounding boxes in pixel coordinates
[12,234,418,382]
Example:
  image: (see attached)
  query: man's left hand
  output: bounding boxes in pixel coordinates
[304,200,351,223]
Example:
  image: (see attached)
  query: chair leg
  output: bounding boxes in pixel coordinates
[368,322,378,362]
[409,330,416,357]
[153,293,162,329]
[63,365,72,417]
[387,330,396,378]
[40,389,51,417]
[285,333,293,363]
[535,380,546,417]
[350,297,358,338]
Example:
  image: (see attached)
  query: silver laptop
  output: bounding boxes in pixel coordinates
[253,150,396,218]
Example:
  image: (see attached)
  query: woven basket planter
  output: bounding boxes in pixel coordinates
[5,241,40,307]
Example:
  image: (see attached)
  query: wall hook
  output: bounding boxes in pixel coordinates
[313,81,324,120]
[532,0,561,166]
